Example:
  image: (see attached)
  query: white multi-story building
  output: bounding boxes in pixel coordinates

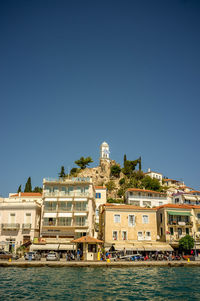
[0,192,42,252]
[125,188,170,208]
[145,169,163,184]
[173,191,200,206]
[32,177,96,253]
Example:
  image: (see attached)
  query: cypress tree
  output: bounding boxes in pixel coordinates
[123,154,127,167]
[59,166,66,178]
[17,185,22,193]
[24,177,32,192]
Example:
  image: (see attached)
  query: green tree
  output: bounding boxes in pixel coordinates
[119,178,125,186]
[105,180,116,192]
[110,165,121,178]
[75,156,93,169]
[33,186,42,193]
[17,185,22,193]
[59,166,66,178]
[141,176,161,191]
[24,177,32,192]
[70,167,80,176]
[179,235,194,253]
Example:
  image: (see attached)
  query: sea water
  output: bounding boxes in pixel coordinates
[0,267,199,300]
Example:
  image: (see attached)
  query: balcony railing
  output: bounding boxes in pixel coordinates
[22,223,31,230]
[74,222,88,227]
[128,195,167,200]
[137,236,151,241]
[44,177,91,184]
[1,223,20,230]
[167,221,193,226]
[74,206,88,212]
[44,192,90,197]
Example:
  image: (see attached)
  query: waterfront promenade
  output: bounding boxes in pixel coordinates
[0,259,200,268]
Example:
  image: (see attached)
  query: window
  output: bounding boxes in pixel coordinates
[160,213,163,223]
[159,202,163,206]
[138,231,143,240]
[75,217,86,226]
[161,227,163,236]
[142,215,149,224]
[114,214,120,223]
[58,202,72,211]
[96,193,101,199]
[122,231,127,240]
[128,215,135,226]
[170,227,174,235]
[186,228,189,235]
[145,231,151,240]
[57,217,71,226]
[197,213,200,219]
[10,213,16,223]
[74,202,87,211]
[113,231,118,240]
[178,228,182,235]
[25,213,31,224]
[44,201,56,212]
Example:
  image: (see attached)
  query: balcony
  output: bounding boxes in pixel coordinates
[74,206,88,212]
[74,222,88,228]
[167,221,193,227]
[22,223,31,230]
[1,223,20,230]
[44,192,89,197]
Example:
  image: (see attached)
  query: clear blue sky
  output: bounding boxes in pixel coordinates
[0,0,200,196]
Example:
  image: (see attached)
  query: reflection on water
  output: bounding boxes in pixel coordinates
[0,267,200,300]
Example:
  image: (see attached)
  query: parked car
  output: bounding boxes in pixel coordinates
[25,252,41,261]
[46,252,60,261]
[0,250,12,260]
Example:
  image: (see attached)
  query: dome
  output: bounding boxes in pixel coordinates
[101,141,109,147]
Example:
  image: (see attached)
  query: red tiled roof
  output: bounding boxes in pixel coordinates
[156,204,194,210]
[190,190,200,194]
[127,188,166,195]
[71,236,103,243]
[103,204,157,211]
[94,186,106,190]
[163,179,178,182]
[11,193,42,197]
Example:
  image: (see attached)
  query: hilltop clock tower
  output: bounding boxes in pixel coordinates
[100,141,110,162]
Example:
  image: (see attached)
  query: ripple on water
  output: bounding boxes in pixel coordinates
[0,267,200,300]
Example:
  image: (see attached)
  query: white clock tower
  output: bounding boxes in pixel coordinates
[100,141,110,161]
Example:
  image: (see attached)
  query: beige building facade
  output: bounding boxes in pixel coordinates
[0,192,42,252]
[99,204,172,251]
[32,177,95,252]
[157,204,195,249]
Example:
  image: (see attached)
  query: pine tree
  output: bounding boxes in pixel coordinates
[75,157,93,169]
[17,185,22,193]
[24,177,32,192]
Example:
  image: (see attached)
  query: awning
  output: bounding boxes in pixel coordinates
[31,244,74,251]
[184,195,197,201]
[167,211,192,216]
